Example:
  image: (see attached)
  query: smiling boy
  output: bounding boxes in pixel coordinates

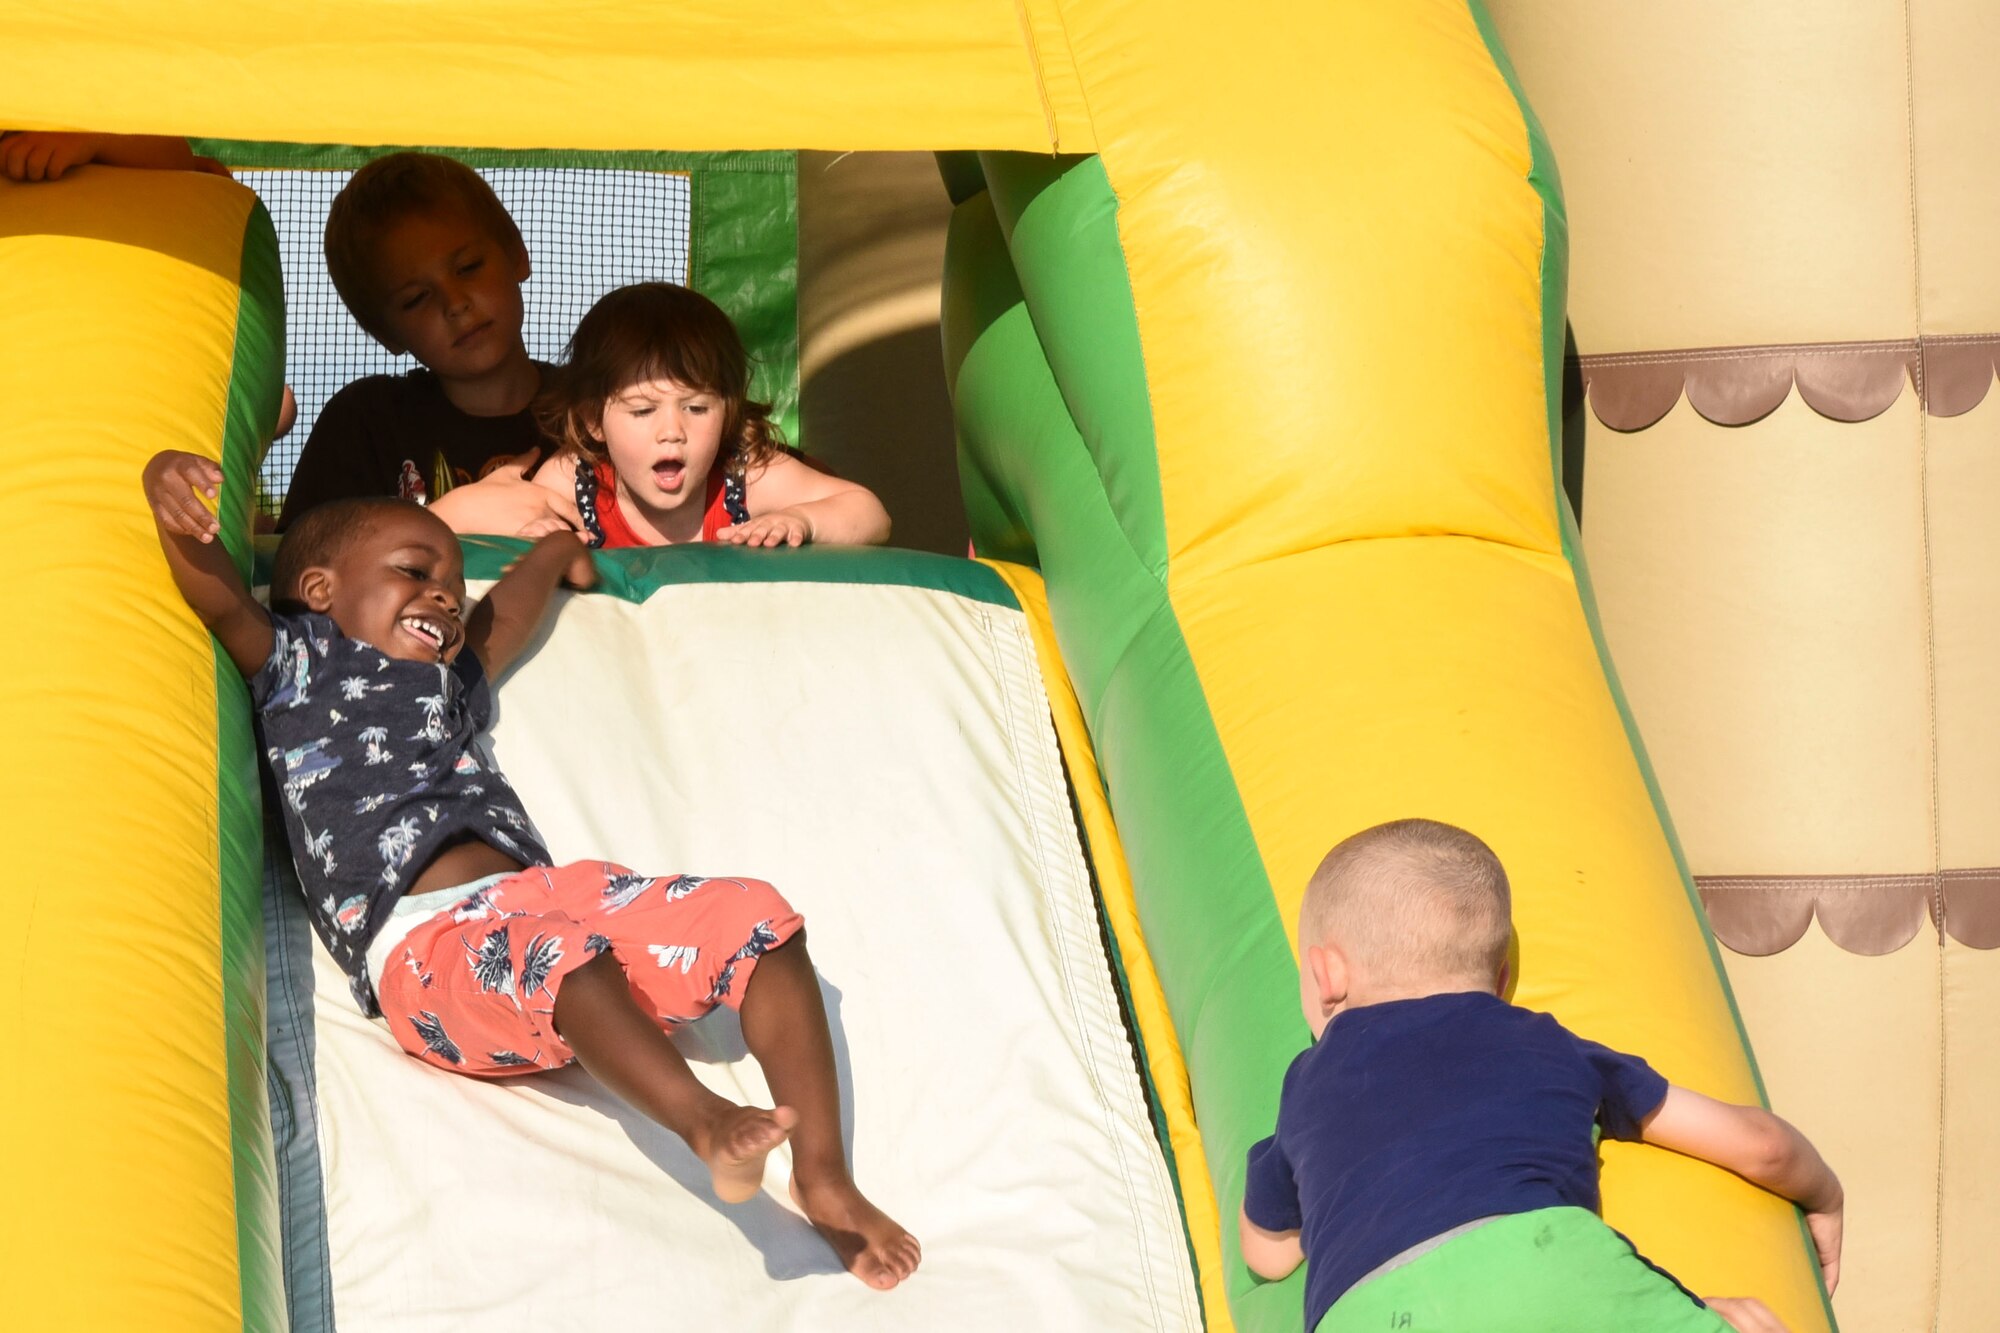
[146,451,920,1289]
[278,152,579,533]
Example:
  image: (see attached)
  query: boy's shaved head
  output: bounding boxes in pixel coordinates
[271,497,431,605]
[1301,819,1512,990]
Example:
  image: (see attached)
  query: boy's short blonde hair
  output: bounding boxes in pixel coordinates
[324,152,526,347]
[1300,819,1512,989]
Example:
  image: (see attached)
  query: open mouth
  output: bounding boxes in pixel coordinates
[650,459,686,492]
[398,615,453,657]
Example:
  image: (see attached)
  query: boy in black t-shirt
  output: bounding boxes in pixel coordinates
[278,152,579,533]
[1241,819,1840,1333]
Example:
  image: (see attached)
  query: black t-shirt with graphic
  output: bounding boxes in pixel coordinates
[250,611,553,1014]
[276,365,553,529]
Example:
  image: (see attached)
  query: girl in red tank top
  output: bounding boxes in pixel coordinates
[513,283,889,550]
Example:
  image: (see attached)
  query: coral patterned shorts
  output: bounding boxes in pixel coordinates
[372,861,802,1077]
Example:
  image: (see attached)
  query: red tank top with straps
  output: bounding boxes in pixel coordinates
[586,460,739,548]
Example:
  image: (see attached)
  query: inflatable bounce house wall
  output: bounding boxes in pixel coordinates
[1488,5,2000,1329]
[2,3,1854,1330]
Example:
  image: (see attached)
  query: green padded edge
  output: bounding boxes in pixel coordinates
[252,539,1015,612]
[460,540,1017,610]
[933,150,990,207]
[1464,6,1837,1326]
[251,541,1017,612]
[217,196,289,1333]
[979,154,1167,580]
[191,141,803,451]
[942,178,1301,1331]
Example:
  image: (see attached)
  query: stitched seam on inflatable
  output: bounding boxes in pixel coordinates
[1899,1,1945,1325]
[981,605,1175,1328]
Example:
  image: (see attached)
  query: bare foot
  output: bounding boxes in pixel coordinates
[791,1174,922,1290]
[698,1105,797,1203]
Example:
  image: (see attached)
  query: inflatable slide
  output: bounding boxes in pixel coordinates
[264,546,1201,1332]
[3,2,1841,1330]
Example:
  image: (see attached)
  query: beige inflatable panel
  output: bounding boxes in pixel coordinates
[1938,941,2000,1327]
[1927,404,2000,876]
[1911,0,2000,335]
[1494,1,2000,432]
[1486,2,1917,352]
[1577,396,1933,881]
[1721,933,1939,1332]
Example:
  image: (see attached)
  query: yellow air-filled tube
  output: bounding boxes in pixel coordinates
[1071,1,1831,1324]
[0,168,282,1332]
[0,2,1090,154]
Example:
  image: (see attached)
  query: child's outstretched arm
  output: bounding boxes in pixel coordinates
[461,531,598,679]
[427,451,584,539]
[3,132,224,182]
[1239,1205,1305,1281]
[1642,1086,1844,1294]
[723,452,891,548]
[142,450,274,678]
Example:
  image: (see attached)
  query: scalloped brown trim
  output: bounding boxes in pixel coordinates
[1696,869,2000,956]
[1574,335,2000,431]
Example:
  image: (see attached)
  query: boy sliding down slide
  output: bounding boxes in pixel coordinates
[143,450,920,1290]
[1242,819,1840,1333]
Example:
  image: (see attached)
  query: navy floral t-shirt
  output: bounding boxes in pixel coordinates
[250,611,552,1014]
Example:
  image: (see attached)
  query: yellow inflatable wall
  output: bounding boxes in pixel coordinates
[0,168,284,1332]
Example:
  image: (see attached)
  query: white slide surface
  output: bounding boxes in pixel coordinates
[266,566,1202,1332]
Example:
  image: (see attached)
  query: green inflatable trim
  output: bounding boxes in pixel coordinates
[1458,3,1570,567]
[253,538,1018,613]
[190,141,802,450]
[217,197,288,1333]
[461,540,1017,610]
[943,175,1306,1332]
[978,154,1167,581]
[1465,7,1836,1325]
[689,164,801,448]
[932,150,989,207]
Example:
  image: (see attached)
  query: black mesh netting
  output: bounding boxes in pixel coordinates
[240,166,693,514]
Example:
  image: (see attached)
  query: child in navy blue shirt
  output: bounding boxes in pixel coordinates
[1240,819,1840,1333]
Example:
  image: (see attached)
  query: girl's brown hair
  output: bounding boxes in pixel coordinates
[536,283,785,478]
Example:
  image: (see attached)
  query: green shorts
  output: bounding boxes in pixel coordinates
[1316,1207,1730,1333]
